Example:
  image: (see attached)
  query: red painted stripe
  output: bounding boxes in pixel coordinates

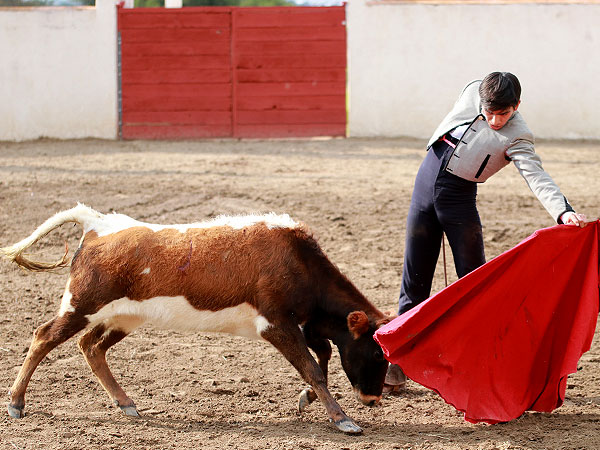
[124,84,231,97]
[235,9,345,28]
[122,95,231,113]
[235,123,346,138]
[122,69,231,85]
[122,124,232,140]
[237,82,345,97]
[236,95,345,111]
[120,28,230,43]
[123,111,231,126]
[234,41,345,55]
[236,26,345,42]
[123,55,231,71]
[236,54,346,69]
[121,42,230,57]
[237,109,346,125]
[236,68,344,83]
[119,11,231,29]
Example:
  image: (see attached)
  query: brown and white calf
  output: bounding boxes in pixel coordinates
[1,204,391,434]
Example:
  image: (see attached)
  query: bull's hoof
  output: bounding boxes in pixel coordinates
[114,400,139,417]
[8,404,25,419]
[298,388,314,413]
[119,405,140,417]
[333,418,363,435]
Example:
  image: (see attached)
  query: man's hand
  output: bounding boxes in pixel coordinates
[561,211,588,228]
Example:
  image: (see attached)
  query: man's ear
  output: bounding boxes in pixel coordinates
[347,311,370,339]
[376,311,397,328]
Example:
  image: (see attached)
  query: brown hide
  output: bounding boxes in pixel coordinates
[70,224,313,318]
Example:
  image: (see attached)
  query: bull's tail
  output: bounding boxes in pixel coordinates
[1,203,103,272]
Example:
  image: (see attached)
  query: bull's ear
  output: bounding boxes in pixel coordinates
[347,311,370,339]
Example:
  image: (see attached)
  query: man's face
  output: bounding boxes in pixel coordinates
[482,100,521,131]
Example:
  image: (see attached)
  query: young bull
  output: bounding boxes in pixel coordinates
[1,204,391,434]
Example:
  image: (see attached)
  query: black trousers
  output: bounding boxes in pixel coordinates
[397,140,486,315]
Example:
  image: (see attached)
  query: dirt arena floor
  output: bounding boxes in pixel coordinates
[1,137,599,450]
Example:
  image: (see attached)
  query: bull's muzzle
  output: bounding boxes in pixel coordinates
[352,387,382,407]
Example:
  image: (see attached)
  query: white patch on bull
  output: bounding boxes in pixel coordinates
[85,297,265,340]
[254,315,273,336]
[58,278,75,317]
[89,211,299,237]
[102,315,146,338]
[212,213,298,231]
[140,267,151,275]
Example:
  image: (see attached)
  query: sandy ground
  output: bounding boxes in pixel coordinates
[1,137,599,450]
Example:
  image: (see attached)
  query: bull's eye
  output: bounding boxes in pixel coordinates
[373,349,384,362]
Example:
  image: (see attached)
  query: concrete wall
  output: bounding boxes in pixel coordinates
[347,1,600,140]
[0,1,118,141]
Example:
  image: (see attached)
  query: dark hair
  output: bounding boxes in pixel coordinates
[479,72,521,111]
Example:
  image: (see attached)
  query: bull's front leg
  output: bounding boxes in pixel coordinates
[299,326,332,413]
[261,321,362,434]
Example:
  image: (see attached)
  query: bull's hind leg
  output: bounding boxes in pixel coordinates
[8,313,88,418]
[261,321,362,434]
[78,318,144,417]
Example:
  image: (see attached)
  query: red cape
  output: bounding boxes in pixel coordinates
[374,222,600,424]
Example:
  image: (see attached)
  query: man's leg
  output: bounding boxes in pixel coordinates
[445,218,485,278]
[389,143,446,392]
[388,206,443,394]
[435,181,485,278]
[398,207,443,314]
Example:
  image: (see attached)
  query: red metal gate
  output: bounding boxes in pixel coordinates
[117,6,346,139]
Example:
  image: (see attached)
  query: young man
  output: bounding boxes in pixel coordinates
[385,72,587,392]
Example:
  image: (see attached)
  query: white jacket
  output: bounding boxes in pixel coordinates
[428,80,573,223]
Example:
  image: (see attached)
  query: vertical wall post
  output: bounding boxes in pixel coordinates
[117,30,123,139]
[116,4,123,139]
[165,0,183,8]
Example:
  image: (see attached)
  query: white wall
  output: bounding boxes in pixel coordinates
[1,2,598,141]
[347,2,600,140]
[0,1,118,141]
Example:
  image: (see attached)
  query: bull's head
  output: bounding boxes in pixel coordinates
[338,311,393,406]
